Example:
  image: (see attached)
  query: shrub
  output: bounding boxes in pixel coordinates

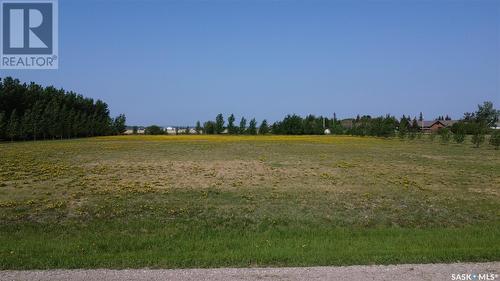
[145,125,164,135]
[452,122,466,144]
[472,133,485,148]
[439,128,451,144]
[489,130,500,150]
[470,122,487,148]
[453,131,465,144]
[398,130,406,140]
[428,132,436,142]
[408,131,416,140]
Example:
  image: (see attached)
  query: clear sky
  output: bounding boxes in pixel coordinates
[2,0,499,126]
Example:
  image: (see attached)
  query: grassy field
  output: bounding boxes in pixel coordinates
[0,135,499,269]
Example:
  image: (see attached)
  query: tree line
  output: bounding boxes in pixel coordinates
[196,113,405,137]
[0,77,126,141]
[195,101,497,133]
[191,101,499,148]
[4,77,497,149]
[200,114,263,135]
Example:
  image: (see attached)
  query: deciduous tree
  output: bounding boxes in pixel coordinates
[145,125,164,135]
[215,113,224,134]
[204,121,216,134]
[227,114,236,134]
[239,117,247,134]
[195,121,202,134]
[112,114,127,135]
[259,119,269,135]
[248,118,257,135]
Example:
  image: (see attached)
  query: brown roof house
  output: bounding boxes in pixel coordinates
[417,120,457,133]
[340,119,354,129]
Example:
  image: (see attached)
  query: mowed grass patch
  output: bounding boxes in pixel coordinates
[0,135,499,268]
[1,221,499,269]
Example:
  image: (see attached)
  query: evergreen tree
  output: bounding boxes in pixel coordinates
[56,104,65,139]
[73,112,83,137]
[303,115,323,134]
[280,114,304,135]
[21,110,33,140]
[383,115,397,137]
[398,116,408,139]
[0,77,123,141]
[7,109,19,141]
[0,111,5,139]
[66,108,76,138]
[46,105,57,139]
[259,119,269,135]
[331,116,343,135]
[31,101,44,140]
[411,118,419,132]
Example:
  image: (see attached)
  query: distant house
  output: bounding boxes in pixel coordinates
[417,120,457,133]
[340,119,354,129]
[324,128,331,135]
[165,127,176,134]
[176,128,188,134]
[164,127,197,134]
[492,122,500,130]
[124,126,145,135]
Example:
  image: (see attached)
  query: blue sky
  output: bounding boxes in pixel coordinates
[2,0,499,126]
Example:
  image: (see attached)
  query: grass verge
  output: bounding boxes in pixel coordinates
[1,221,499,269]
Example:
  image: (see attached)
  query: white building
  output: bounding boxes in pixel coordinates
[165,127,176,134]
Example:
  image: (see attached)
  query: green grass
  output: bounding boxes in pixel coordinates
[1,221,499,269]
[0,135,499,269]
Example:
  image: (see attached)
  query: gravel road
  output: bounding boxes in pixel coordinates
[1,262,499,281]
